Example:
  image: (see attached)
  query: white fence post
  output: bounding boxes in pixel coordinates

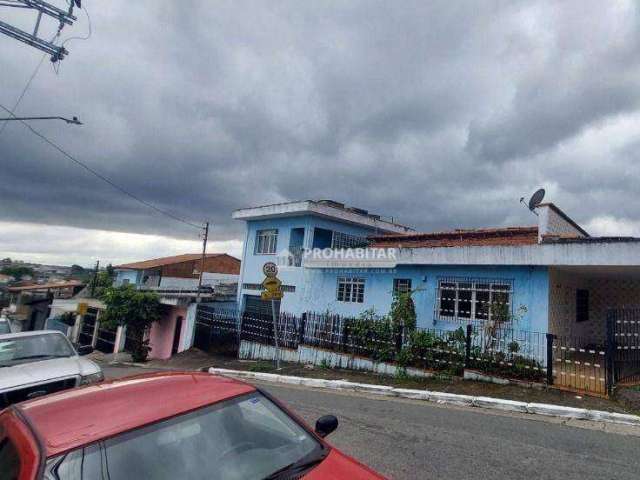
[71,314,83,343]
[91,315,100,349]
[114,325,127,354]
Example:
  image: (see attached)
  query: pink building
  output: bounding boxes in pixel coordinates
[114,254,240,360]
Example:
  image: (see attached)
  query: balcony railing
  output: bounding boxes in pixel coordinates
[278,246,304,267]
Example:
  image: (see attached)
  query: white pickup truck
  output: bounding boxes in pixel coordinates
[0,330,103,408]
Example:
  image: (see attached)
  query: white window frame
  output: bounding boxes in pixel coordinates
[336,277,365,303]
[437,278,512,322]
[254,229,278,255]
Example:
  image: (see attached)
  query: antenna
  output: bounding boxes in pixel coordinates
[519,188,545,216]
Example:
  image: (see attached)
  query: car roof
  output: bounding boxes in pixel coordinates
[14,372,256,457]
[0,330,65,340]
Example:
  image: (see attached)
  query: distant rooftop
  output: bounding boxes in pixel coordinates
[8,280,84,292]
[232,199,414,234]
[115,253,238,271]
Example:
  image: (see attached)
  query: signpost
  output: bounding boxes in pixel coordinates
[261,262,283,369]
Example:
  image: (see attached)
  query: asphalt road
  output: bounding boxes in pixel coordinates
[101,364,640,480]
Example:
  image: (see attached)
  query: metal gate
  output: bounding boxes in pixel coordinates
[95,323,116,353]
[77,308,98,346]
[551,334,608,396]
[610,307,640,386]
[193,306,239,355]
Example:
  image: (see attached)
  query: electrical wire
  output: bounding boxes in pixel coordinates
[61,3,92,48]
[0,102,203,230]
[0,33,59,138]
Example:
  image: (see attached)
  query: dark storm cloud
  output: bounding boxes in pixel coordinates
[2,0,640,245]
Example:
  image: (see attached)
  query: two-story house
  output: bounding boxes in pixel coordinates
[233,200,414,317]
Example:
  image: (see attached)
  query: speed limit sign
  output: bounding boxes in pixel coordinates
[262,262,278,278]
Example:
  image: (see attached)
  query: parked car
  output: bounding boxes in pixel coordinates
[0,330,102,409]
[0,371,385,480]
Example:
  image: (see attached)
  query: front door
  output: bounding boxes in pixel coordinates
[172,316,183,355]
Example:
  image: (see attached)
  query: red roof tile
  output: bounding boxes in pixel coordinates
[370,226,539,248]
[115,254,228,270]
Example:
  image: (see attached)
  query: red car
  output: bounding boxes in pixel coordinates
[0,372,385,479]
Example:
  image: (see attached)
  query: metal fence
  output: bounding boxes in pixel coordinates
[240,312,299,350]
[610,307,640,386]
[193,307,640,396]
[469,324,547,382]
[194,306,240,354]
[551,334,607,396]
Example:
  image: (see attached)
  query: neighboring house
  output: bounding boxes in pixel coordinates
[232,200,413,318]
[235,200,640,345]
[113,253,240,360]
[0,273,15,285]
[4,280,85,333]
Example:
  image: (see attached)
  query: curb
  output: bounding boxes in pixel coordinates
[208,367,640,427]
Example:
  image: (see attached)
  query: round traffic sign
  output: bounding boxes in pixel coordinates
[263,262,278,278]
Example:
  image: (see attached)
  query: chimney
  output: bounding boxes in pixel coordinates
[535,203,589,243]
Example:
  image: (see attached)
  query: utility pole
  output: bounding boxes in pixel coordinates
[0,0,80,62]
[90,260,99,297]
[196,222,209,300]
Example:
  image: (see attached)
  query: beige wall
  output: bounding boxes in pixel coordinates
[549,268,640,341]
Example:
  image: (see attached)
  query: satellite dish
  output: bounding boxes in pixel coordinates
[528,188,545,211]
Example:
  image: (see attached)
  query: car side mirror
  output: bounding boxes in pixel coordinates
[76,345,94,356]
[315,415,338,438]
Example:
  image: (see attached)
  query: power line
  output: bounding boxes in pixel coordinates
[0,37,53,138]
[0,102,203,230]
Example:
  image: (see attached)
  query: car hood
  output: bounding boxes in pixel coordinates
[0,357,100,392]
[304,449,386,479]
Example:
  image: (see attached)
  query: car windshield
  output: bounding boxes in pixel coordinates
[44,392,325,480]
[0,334,75,367]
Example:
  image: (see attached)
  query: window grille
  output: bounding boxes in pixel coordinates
[435,277,512,322]
[331,231,369,249]
[393,278,412,295]
[255,229,278,254]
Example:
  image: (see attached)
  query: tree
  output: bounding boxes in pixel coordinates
[88,271,114,298]
[0,265,34,279]
[389,290,417,332]
[100,285,161,362]
[70,264,85,275]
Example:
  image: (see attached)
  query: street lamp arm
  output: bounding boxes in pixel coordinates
[0,115,82,124]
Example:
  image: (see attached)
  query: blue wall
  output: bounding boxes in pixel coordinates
[294,265,549,333]
[238,215,383,312]
[237,214,551,333]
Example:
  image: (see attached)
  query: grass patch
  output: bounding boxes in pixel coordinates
[248,361,275,373]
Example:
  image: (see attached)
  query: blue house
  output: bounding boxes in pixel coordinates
[234,200,640,342]
[232,200,413,317]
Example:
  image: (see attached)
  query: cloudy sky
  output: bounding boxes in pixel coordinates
[1,1,640,267]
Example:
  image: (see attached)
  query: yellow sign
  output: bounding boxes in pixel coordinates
[261,262,283,301]
[261,290,284,300]
[77,302,88,315]
[262,277,282,292]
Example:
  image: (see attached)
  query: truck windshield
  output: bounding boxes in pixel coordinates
[0,334,75,367]
[44,392,325,480]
